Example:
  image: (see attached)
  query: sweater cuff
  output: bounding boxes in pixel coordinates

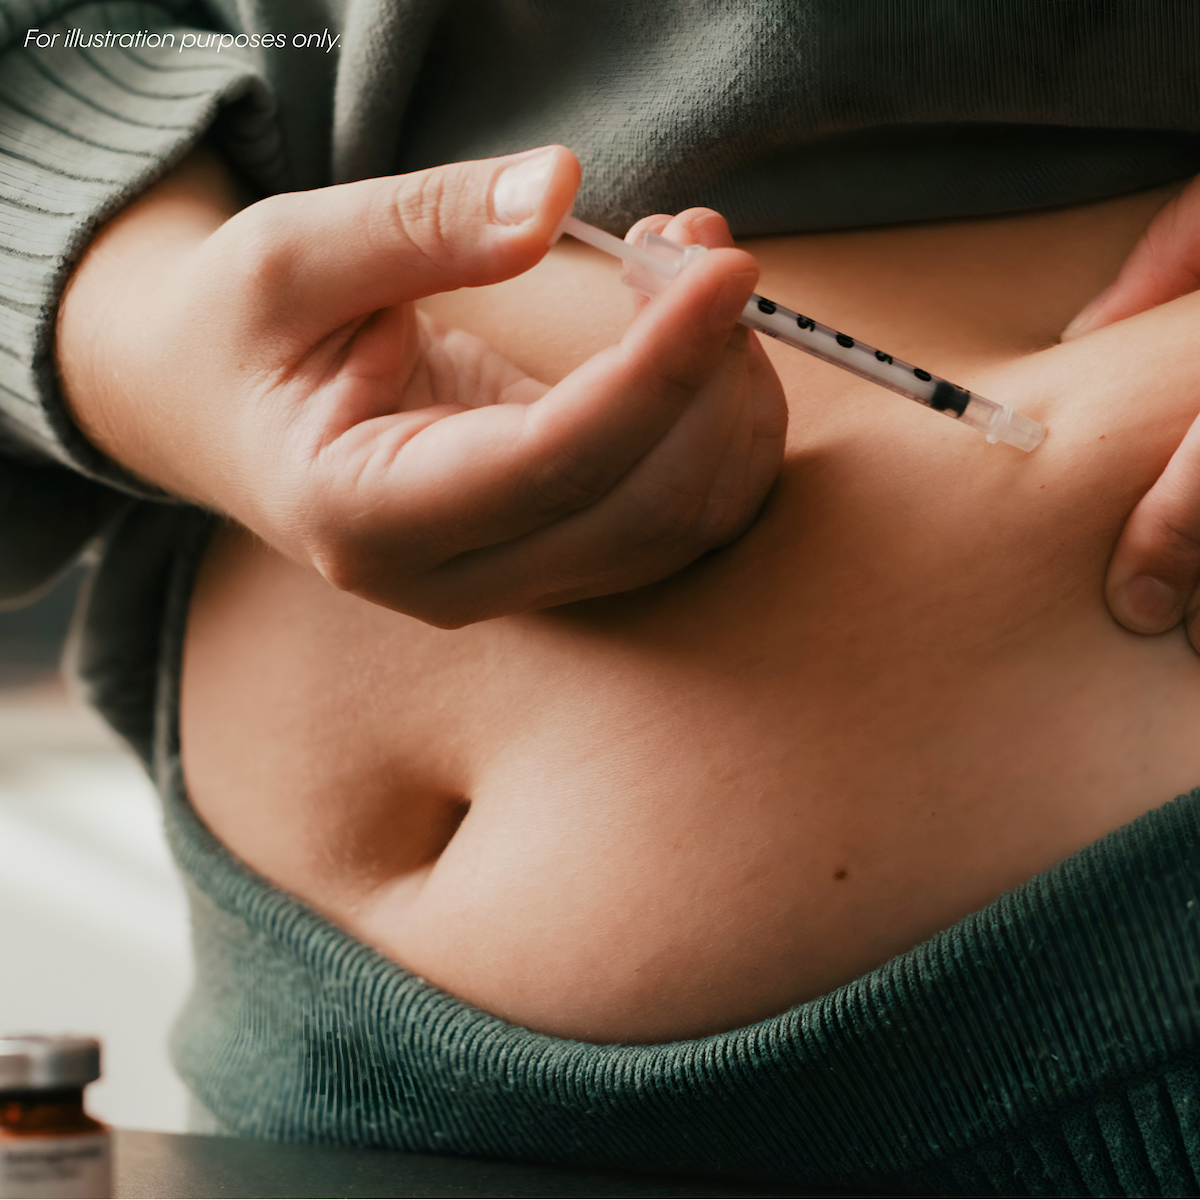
[0,3,287,495]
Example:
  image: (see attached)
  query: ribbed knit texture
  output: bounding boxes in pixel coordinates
[0,1,284,600]
[145,515,1200,1197]
[393,3,1200,235]
[167,815,1200,1198]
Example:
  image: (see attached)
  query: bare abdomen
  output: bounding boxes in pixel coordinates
[181,185,1200,1042]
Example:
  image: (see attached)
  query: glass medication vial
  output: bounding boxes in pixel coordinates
[558,216,1046,453]
[0,1037,111,1199]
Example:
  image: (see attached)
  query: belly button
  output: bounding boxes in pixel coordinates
[438,797,471,853]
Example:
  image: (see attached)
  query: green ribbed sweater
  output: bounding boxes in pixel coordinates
[4,3,1200,1195]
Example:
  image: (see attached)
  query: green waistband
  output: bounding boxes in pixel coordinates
[161,752,1200,1195]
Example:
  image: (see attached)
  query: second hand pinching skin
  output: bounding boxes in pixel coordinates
[558,216,1045,453]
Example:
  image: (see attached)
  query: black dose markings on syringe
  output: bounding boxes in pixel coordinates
[754,297,971,417]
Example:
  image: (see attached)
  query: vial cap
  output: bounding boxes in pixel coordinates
[0,1036,101,1090]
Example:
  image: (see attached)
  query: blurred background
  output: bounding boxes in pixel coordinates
[0,569,191,1131]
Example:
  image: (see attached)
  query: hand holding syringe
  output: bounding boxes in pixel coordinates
[559,216,1045,453]
[58,146,790,626]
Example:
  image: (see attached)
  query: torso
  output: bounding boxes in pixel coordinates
[181,185,1200,1043]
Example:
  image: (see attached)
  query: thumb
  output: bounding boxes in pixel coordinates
[1105,406,1200,635]
[1062,174,1200,341]
[225,146,580,342]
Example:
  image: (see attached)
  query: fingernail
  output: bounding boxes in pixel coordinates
[1061,286,1111,342]
[708,269,757,332]
[1113,574,1183,631]
[491,148,557,225]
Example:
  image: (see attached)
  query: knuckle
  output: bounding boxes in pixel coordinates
[621,328,718,399]
[310,543,366,596]
[387,169,456,267]
[225,196,303,296]
[402,594,479,630]
[314,544,479,626]
[631,481,710,548]
[695,499,752,548]
[300,504,370,597]
[411,566,523,627]
[671,490,757,554]
[524,446,616,515]
[1154,510,1200,561]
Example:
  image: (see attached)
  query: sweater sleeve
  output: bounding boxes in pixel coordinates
[0,0,287,603]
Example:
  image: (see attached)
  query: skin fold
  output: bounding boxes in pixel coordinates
[179,183,1200,1044]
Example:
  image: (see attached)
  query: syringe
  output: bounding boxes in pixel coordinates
[558,216,1045,453]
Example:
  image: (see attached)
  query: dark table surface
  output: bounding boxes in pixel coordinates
[114,1130,871,1199]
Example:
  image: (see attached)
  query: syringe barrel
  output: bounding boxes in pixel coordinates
[738,295,1045,452]
[582,218,1047,453]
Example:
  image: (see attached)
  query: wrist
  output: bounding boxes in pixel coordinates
[55,144,247,498]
